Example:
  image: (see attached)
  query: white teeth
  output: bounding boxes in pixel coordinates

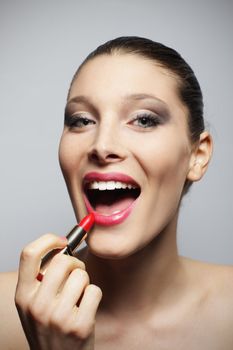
[87,181,137,190]
[106,181,116,190]
[99,181,107,190]
[91,181,99,189]
[115,181,123,189]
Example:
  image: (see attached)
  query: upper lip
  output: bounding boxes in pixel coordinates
[83,172,140,188]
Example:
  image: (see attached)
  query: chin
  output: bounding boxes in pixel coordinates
[86,231,138,260]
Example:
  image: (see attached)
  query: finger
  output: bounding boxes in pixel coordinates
[35,254,86,299]
[56,268,90,311]
[17,234,67,286]
[74,284,102,331]
[48,269,90,327]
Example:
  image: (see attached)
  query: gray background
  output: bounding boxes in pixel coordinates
[0,0,232,271]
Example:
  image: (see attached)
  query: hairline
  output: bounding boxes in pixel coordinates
[67,50,184,100]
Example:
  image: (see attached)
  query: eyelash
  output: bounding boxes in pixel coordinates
[64,113,161,130]
[130,113,161,128]
[65,114,95,128]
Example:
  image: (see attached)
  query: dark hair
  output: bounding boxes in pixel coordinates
[69,36,205,194]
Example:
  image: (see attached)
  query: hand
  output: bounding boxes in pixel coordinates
[15,233,102,349]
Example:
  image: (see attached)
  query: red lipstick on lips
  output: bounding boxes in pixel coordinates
[37,213,95,281]
[83,172,140,226]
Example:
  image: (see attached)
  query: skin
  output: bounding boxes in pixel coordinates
[0,53,233,349]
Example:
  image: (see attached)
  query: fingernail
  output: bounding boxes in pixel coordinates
[60,236,67,241]
[36,272,44,282]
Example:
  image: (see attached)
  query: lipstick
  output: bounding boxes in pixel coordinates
[37,213,95,281]
[84,196,138,226]
[83,172,141,226]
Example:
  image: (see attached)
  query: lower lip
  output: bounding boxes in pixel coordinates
[84,195,138,226]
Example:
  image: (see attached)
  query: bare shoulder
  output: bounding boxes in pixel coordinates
[0,271,28,349]
[192,259,233,297]
[203,261,233,345]
[184,257,233,307]
[182,256,233,288]
[182,257,233,348]
[206,261,233,313]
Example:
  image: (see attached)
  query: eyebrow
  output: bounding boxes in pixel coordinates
[123,93,169,108]
[66,95,95,109]
[67,93,168,109]
[65,95,98,116]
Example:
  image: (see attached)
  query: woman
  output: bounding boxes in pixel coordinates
[1,36,233,349]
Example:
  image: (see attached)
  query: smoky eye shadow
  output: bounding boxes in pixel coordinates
[64,103,78,125]
[64,114,76,126]
[64,113,72,126]
[145,102,171,122]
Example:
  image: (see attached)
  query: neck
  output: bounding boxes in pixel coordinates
[85,213,186,319]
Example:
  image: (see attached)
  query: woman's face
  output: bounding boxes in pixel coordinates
[59,54,193,258]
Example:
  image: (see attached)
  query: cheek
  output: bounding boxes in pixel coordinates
[59,134,83,176]
[130,132,191,243]
[133,131,190,189]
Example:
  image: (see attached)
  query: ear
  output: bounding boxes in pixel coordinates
[187,131,213,182]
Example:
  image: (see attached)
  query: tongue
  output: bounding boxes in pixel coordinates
[94,191,136,215]
[95,197,134,215]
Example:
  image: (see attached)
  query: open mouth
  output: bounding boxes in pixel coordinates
[83,180,141,216]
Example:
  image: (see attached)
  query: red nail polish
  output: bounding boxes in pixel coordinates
[36,272,44,282]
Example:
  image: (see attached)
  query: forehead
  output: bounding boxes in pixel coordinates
[69,54,185,114]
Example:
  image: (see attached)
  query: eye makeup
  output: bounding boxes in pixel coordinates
[64,92,171,131]
[64,114,95,128]
[130,112,162,128]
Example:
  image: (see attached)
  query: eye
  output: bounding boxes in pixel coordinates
[65,114,96,129]
[130,113,161,129]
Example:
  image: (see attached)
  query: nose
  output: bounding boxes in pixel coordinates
[88,123,127,165]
